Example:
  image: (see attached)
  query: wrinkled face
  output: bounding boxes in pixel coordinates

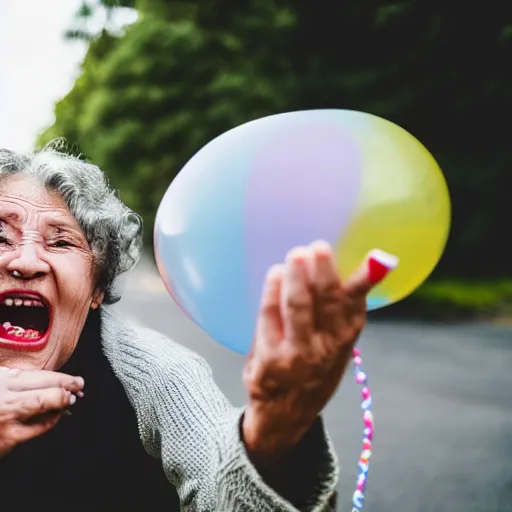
[0,174,102,370]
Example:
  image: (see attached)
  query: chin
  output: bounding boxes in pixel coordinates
[0,289,53,352]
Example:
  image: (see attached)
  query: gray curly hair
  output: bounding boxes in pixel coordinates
[0,140,142,304]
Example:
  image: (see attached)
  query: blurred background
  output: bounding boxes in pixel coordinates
[1,1,511,510]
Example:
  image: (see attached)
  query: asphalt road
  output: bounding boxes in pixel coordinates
[113,255,512,512]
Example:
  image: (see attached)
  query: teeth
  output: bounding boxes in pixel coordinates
[1,322,42,339]
[1,297,44,307]
[7,326,25,336]
[3,326,40,338]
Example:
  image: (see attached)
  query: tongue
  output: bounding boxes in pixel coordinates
[0,322,42,342]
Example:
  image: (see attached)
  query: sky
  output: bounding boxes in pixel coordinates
[0,0,137,152]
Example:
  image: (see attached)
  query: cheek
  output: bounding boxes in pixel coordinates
[54,252,97,304]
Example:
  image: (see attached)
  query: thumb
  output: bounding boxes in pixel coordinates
[344,249,399,298]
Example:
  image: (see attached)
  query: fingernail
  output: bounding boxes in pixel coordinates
[310,240,332,254]
[288,246,312,261]
[75,377,85,388]
[368,249,399,284]
[69,394,77,406]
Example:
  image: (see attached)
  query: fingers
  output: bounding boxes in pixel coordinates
[344,248,398,298]
[307,241,344,337]
[3,369,84,394]
[281,247,313,344]
[261,244,398,346]
[14,388,76,420]
[7,412,62,444]
[257,264,285,340]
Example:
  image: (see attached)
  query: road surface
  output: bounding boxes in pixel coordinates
[113,255,512,512]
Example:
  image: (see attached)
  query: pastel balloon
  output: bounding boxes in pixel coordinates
[154,110,451,354]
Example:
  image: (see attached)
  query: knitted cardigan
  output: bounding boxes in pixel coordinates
[100,307,339,511]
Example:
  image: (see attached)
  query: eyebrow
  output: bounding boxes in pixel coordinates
[46,220,80,231]
[46,223,87,241]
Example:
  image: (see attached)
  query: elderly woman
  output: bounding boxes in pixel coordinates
[0,145,396,510]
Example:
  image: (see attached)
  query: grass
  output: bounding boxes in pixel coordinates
[416,279,512,312]
[372,279,512,321]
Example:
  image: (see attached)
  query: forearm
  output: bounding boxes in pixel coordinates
[243,414,338,510]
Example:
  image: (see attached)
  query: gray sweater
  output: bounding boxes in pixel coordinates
[100,307,339,511]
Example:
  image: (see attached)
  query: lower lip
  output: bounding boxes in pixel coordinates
[0,330,50,352]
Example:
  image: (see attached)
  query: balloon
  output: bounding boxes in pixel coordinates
[154,109,451,354]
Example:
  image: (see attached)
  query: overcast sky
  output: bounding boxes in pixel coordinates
[0,0,136,152]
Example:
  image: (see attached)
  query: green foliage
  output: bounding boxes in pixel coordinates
[418,280,512,312]
[37,0,511,313]
[39,0,297,237]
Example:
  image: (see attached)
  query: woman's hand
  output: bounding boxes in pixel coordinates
[0,367,84,456]
[242,241,397,457]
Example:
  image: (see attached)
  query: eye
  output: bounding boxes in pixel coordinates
[0,235,11,246]
[0,225,12,245]
[0,222,10,245]
[49,239,74,248]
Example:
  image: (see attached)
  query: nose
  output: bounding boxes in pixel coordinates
[5,243,51,280]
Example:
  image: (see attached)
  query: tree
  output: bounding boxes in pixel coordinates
[64,0,137,42]
[38,0,512,282]
[39,0,297,240]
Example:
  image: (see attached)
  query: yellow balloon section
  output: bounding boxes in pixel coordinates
[334,113,451,309]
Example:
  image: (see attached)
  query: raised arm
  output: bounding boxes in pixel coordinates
[134,343,338,511]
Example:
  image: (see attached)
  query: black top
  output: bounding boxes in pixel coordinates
[0,310,180,511]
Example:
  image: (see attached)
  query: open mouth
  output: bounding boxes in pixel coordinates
[0,291,51,351]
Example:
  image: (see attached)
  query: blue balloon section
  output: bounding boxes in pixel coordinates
[155,117,286,351]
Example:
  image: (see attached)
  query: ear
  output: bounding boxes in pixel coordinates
[91,290,105,310]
